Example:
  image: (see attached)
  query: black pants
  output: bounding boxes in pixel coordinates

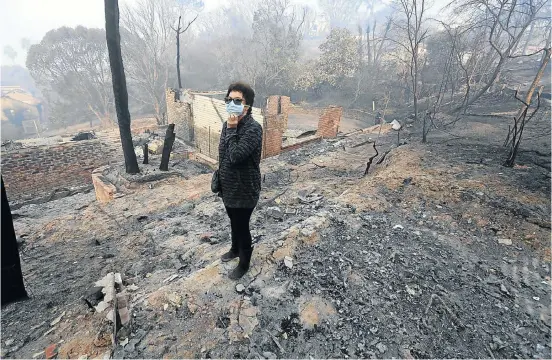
[225,207,254,251]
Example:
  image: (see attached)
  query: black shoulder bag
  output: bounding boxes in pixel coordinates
[211,168,221,194]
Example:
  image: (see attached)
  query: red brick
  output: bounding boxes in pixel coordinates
[45,344,58,359]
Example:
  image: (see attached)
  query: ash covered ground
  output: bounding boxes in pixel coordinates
[1,111,550,359]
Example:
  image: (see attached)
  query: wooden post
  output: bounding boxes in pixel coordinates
[143,144,149,164]
[159,124,176,171]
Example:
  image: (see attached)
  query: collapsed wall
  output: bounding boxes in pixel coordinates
[1,140,115,204]
[1,120,160,205]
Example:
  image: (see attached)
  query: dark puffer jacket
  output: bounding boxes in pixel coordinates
[218,115,263,208]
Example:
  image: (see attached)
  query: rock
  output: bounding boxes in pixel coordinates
[393,224,404,230]
[5,339,14,347]
[267,207,284,219]
[263,351,277,359]
[181,203,194,213]
[498,238,512,245]
[127,284,139,292]
[78,355,89,360]
[167,293,182,307]
[33,351,45,359]
[164,304,169,311]
[148,139,164,155]
[376,343,387,354]
[187,299,199,314]
[500,284,509,294]
[236,284,246,293]
[284,256,293,269]
[200,233,217,244]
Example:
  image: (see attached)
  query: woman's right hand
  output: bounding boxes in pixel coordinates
[228,115,239,128]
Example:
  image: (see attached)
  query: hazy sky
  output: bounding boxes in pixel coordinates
[0,0,227,66]
[0,0,444,67]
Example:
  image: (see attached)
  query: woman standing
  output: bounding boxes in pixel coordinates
[217,82,263,280]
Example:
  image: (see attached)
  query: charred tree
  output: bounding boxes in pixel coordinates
[504,48,551,167]
[160,124,176,171]
[171,14,198,91]
[105,0,139,174]
[1,177,28,306]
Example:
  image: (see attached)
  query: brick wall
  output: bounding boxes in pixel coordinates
[194,126,221,161]
[281,135,322,153]
[265,95,291,130]
[1,140,116,203]
[1,122,160,204]
[166,88,193,142]
[261,95,291,158]
[317,106,343,138]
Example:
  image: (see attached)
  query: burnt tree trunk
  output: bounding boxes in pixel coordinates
[172,14,198,91]
[1,177,28,306]
[176,16,182,90]
[143,144,149,164]
[160,124,176,171]
[105,0,139,174]
[366,25,371,67]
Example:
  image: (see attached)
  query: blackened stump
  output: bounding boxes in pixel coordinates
[160,124,176,171]
[143,143,149,164]
[1,176,28,306]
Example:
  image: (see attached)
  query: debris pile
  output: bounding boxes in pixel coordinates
[85,273,132,348]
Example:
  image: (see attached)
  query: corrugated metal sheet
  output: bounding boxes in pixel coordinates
[191,95,264,132]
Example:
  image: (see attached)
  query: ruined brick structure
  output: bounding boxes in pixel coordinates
[165,88,342,163]
[1,140,116,203]
[317,106,343,138]
[1,119,160,204]
[262,95,291,158]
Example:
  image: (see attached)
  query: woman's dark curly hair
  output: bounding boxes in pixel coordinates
[226,81,255,115]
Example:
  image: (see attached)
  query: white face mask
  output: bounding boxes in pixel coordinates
[226,102,245,116]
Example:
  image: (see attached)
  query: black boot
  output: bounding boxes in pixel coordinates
[229,247,253,280]
[221,232,239,262]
